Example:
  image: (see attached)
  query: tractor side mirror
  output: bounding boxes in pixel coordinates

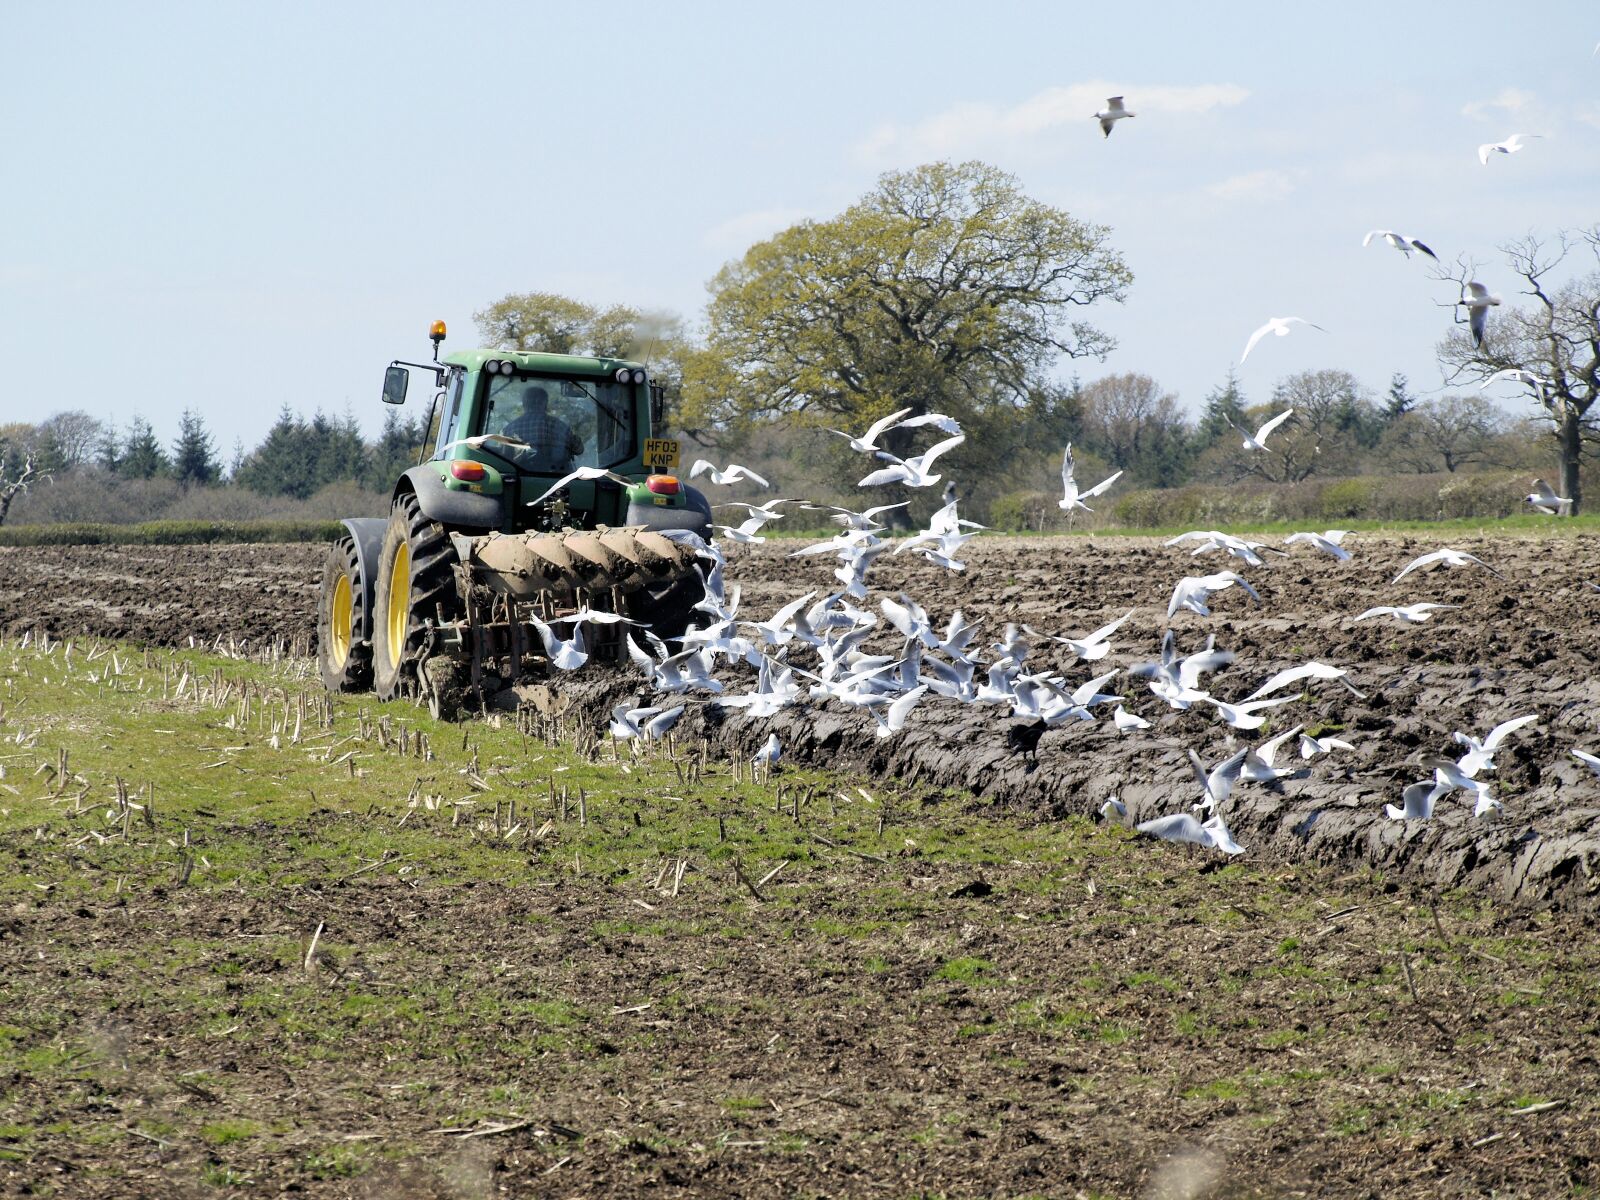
[382,365,410,405]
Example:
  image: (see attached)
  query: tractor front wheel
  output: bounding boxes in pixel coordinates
[371,493,461,702]
[317,534,373,692]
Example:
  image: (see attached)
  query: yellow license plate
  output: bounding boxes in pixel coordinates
[643,438,680,469]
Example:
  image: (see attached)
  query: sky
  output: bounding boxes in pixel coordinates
[2,0,1597,454]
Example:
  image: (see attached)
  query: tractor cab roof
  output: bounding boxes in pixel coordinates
[444,349,644,376]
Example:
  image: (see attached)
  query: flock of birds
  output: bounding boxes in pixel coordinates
[1092,89,1568,372]
[516,405,1598,858]
[507,76,1595,855]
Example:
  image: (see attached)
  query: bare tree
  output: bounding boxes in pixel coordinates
[36,411,107,470]
[1381,394,1504,474]
[0,445,49,526]
[1077,372,1188,484]
[1232,369,1371,483]
[1436,228,1599,513]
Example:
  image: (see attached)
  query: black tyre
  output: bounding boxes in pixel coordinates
[371,492,462,702]
[317,534,373,693]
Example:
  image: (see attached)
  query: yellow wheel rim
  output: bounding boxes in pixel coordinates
[328,573,352,667]
[385,541,411,671]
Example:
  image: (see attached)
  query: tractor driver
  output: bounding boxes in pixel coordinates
[503,384,584,472]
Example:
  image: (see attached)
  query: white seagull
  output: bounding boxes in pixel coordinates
[524,465,636,507]
[1525,480,1573,516]
[1299,732,1355,760]
[1283,529,1352,561]
[1094,96,1136,138]
[1058,443,1123,511]
[826,407,914,454]
[1189,746,1250,810]
[1363,230,1438,261]
[1136,812,1244,855]
[1112,706,1151,732]
[1392,547,1502,583]
[689,459,770,488]
[1240,319,1324,364]
[753,733,782,769]
[1168,571,1262,619]
[1229,408,1296,450]
[1456,282,1502,347]
[1480,367,1552,394]
[809,500,910,531]
[1202,693,1295,731]
[1478,133,1541,165]
[1453,714,1539,778]
[1354,602,1461,625]
[871,684,929,740]
[1026,609,1135,662]
[1245,661,1363,702]
[529,613,590,672]
[1386,780,1443,821]
[1240,726,1307,785]
[1573,749,1600,780]
[857,434,966,489]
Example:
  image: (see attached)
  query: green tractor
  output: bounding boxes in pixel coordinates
[317,320,712,710]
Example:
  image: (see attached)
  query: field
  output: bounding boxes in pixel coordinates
[1,531,1599,1197]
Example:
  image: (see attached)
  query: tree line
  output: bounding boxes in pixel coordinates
[3,160,1594,522]
[1,406,431,502]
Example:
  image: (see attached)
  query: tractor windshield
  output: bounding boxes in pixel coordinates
[479,374,636,474]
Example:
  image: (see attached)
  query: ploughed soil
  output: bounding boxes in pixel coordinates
[2,533,1597,909]
[3,535,1600,1198]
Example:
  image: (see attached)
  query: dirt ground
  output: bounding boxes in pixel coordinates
[2,533,1597,909]
[4,533,1600,1197]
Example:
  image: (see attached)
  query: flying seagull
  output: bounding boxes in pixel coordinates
[1459,284,1504,350]
[857,433,966,489]
[1299,732,1355,760]
[1354,602,1461,625]
[1478,133,1541,165]
[1456,282,1501,346]
[1058,443,1123,512]
[1479,367,1551,393]
[1189,746,1250,811]
[1136,812,1245,855]
[1240,318,1324,364]
[1229,408,1296,452]
[1525,479,1573,515]
[1386,779,1443,821]
[524,465,636,507]
[826,407,913,454]
[1573,749,1600,780]
[689,459,770,488]
[1363,230,1438,261]
[1283,529,1352,561]
[1094,96,1135,137]
[1393,547,1502,583]
[1168,571,1262,619]
[1453,714,1539,778]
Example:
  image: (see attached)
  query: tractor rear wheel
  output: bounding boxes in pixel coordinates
[317,534,373,692]
[371,492,462,702]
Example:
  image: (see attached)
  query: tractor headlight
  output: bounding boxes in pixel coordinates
[500,360,516,374]
[485,359,502,374]
[630,368,646,384]
[614,367,631,383]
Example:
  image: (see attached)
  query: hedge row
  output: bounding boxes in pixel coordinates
[0,520,347,547]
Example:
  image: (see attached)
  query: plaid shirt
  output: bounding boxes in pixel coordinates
[503,409,584,464]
